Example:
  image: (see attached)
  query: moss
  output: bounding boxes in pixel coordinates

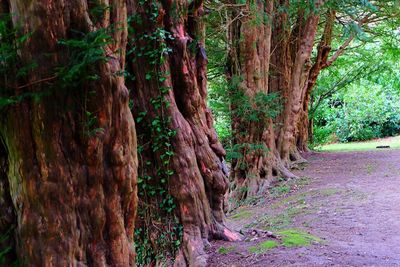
[217,246,236,254]
[278,229,322,247]
[231,210,253,220]
[254,202,313,231]
[248,240,277,254]
[269,177,310,198]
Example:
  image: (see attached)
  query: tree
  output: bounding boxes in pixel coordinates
[226,0,295,202]
[127,0,241,265]
[296,0,400,151]
[269,0,324,165]
[0,0,138,265]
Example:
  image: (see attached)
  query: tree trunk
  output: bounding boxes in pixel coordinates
[271,0,323,165]
[296,9,335,151]
[296,101,311,153]
[0,140,16,266]
[269,0,292,164]
[226,0,295,202]
[128,1,241,266]
[0,1,138,266]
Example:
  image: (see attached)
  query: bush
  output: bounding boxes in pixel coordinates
[313,83,400,144]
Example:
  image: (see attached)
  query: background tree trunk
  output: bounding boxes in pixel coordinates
[227,0,295,202]
[269,0,292,164]
[128,1,241,266]
[296,9,335,151]
[0,1,138,266]
[271,0,323,165]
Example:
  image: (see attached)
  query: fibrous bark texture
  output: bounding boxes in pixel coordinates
[227,0,295,202]
[270,0,323,166]
[0,0,138,266]
[128,1,241,266]
[296,9,335,151]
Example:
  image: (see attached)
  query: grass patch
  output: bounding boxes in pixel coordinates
[268,177,310,199]
[318,136,400,152]
[217,246,236,254]
[278,229,322,247]
[230,210,253,220]
[246,188,345,231]
[269,185,290,196]
[248,240,277,254]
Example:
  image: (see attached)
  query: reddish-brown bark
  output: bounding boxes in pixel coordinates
[0,0,138,266]
[227,0,295,202]
[269,0,291,162]
[128,1,241,266]
[271,0,323,165]
[296,10,335,152]
[296,10,371,151]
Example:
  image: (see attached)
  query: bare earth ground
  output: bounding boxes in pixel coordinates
[207,149,400,266]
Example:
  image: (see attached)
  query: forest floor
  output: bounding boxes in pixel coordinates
[207,148,400,266]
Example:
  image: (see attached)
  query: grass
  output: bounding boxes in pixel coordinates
[317,135,400,152]
[217,246,236,254]
[247,230,321,254]
[244,187,346,231]
[248,240,278,254]
[278,229,322,247]
[230,210,253,220]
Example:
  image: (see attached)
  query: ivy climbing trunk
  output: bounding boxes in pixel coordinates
[128,0,241,266]
[0,0,138,266]
[227,0,295,202]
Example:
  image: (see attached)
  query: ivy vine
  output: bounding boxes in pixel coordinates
[128,1,183,266]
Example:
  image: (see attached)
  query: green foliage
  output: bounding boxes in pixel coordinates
[0,229,18,267]
[0,11,112,139]
[129,2,182,265]
[57,28,114,137]
[311,24,400,145]
[229,77,282,124]
[209,75,282,164]
[313,78,400,143]
[88,0,110,23]
[226,142,269,163]
[0,13,34,109]
[57,29,112,86]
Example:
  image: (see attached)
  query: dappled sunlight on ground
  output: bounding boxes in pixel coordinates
[318,135,400,152]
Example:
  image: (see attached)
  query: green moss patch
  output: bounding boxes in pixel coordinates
[278,229,322,247]
[248,240,278,254]
[217,246,236,254]
[231,210,253,220]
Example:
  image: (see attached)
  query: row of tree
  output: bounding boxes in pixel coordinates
[207,0,399,201]
[0,0,398,266]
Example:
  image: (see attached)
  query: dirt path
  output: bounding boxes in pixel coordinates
[207,150,400,266]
